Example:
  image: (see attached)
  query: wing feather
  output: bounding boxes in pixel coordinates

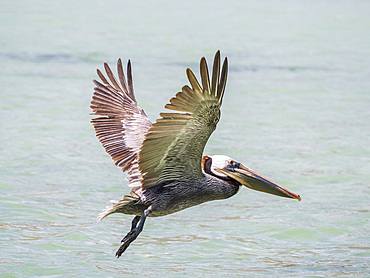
[217,57,228,103]
[127,60,136,102]
[200,57,211,94]
[211,50,220,96]
[181,85,203,102]
[117,58,129,93]
[139,50,228,189]
[91,59,152,187]
[104,62,123,92]
[186,68,203,95]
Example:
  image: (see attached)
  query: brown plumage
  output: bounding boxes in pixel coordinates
[90,51,301,257]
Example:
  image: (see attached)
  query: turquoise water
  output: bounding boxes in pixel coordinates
[1,1,369,277]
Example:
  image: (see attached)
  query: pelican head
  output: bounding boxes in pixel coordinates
[203,155,301,201]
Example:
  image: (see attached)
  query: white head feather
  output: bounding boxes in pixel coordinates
[209,155,232,177]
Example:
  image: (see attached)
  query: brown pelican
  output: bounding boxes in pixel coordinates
[90,51,301,257]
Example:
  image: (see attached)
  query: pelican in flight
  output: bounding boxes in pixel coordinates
[90,51,301,257]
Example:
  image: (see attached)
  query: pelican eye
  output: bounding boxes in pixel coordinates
[227,159,240,171]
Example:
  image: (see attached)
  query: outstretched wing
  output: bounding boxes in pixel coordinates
[90,59,152,187]
[139,51,228,189]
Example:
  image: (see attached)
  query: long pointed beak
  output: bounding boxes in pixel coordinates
[215,164,301,201]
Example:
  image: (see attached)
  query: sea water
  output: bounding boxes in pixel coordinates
[1,1,369,277]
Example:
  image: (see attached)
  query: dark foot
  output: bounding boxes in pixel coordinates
[121,229,135,243]
[116,228,139,258]
[115,207,152,258]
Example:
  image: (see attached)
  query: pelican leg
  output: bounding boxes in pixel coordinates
[116,207,152,257]
[120,215,141,243]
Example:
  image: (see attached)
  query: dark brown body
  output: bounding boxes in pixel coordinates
[115,173,241,217]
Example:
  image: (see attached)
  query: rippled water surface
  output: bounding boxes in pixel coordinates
[1,1,369,277]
